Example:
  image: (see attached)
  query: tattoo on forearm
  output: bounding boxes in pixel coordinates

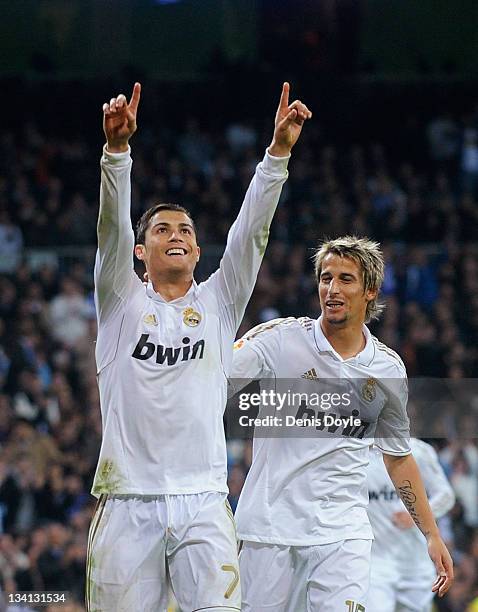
[397,480,422,529]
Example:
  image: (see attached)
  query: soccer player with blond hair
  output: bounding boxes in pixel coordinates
[86,82,311,611]
[231,236,454,611]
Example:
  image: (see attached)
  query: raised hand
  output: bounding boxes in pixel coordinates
[269,82,312,157]
[103,82,141,153]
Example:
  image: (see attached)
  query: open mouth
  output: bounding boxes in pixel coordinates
[166,248,187,257]
[325,301,344,310]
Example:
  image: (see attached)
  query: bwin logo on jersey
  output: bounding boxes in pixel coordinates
[369,487,398,502]
[132,334,205,365]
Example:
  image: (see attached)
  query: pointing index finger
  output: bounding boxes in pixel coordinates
[278,82,290,111]
[129,82,141,114]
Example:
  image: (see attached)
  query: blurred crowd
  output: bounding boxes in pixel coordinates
[0,85,477,610]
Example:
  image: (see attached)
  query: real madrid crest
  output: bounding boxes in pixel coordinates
[362,378,376,402]
[183,307,202,327]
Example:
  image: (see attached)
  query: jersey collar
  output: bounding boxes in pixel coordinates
[313,316,375,366]
[146,279,197,304]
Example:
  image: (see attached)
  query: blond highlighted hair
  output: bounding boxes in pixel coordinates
[313,236,385,323]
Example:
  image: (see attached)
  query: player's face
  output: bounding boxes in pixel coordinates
[318,254,376,327]
[136,210,200,278]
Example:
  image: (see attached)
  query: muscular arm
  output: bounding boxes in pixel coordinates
[392,439,455,529]
[384,453,436,534]
[383,452,454,597]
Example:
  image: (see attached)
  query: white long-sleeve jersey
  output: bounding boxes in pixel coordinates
[367,439,455,573]
[230,316,411,546]
[91,146,289,496]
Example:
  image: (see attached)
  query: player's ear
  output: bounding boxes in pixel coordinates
[135,244,145,261]
[196,245,200,262]
[366,287,378,302]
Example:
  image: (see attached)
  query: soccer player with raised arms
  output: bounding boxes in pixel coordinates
[86,82,311,611]
[231,236,454,611]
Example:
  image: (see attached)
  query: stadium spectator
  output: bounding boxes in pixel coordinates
[48,279,91,348]
[0,213,23,275]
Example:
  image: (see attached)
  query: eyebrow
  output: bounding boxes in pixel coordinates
[152,221,194,229]
[321,271,357,279]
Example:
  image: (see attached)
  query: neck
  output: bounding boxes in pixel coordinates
[149,271,194,302]
[320,318,366,359]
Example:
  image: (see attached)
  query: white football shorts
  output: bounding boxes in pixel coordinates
[239,538,371,612]
[368,559,434,612]
[86,492,240,611]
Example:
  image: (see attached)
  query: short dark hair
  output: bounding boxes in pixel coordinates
[135,203,196,245]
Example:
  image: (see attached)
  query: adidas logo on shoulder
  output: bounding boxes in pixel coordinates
[298,317,313,331]
[297,317,315,338]
[301,368,318,380]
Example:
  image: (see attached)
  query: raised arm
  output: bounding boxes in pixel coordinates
[95,83,142,323]
[208,83,312,331]
[383,452,454,598]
